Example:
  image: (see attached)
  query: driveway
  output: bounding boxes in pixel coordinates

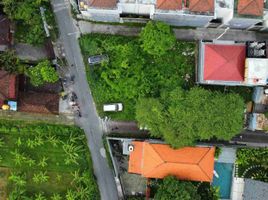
[51,1,118,200]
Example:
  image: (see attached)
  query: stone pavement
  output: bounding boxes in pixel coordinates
[15,43,49,61]
[103,120,148,134]
[78,20,268,41]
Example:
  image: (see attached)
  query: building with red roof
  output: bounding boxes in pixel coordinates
[79,0,117,9]
[128,141,215,182]
[0,15,12,51]
[237,0,264,17]
[78,0,215,27]
[0,70,18,107]
[189,0,215,13]
[77,0,267,30]
[156,0,182,10]
[198,41,268,86]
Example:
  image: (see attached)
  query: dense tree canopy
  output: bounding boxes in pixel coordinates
[0,50,23,73]
[154,176,201,200]
[136,87,245,147]
[26,60,59,86]
[140,21,176,56]
[2,0,47,45]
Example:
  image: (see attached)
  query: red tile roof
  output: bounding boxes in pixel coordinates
[203,44,246,82]
[156,0,182,10]
[237,0,264,16]
[0,16,11,46]
[129,141,215,182]
[18,92,59,114]
[87,0,117,8]
[189,0,214,13]
[0,70,18,107]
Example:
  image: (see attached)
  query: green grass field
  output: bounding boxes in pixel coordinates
[0,120,99,200]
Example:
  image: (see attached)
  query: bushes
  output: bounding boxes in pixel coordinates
[79,33,195,120]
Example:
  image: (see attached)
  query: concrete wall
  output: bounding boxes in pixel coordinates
[118,3,154,15]
[153,12,214,27]
[229,17,262,29]
[80,9,121,22]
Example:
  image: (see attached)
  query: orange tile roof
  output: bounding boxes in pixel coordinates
[237,0,264,16]
[129,141,215,182]
[87,0,117,8]
[156,0,182,10]
[189,0,214,13]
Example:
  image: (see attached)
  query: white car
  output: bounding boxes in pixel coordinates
[103,103,123,112]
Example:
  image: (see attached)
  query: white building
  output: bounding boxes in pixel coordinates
[78,0,268,30]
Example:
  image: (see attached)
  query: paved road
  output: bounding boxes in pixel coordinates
[78,20,268,41]
[231,130,268,147]
[51,1,118,200]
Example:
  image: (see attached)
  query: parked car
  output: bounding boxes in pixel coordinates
[88,55,108,65]
[103,103,123,112]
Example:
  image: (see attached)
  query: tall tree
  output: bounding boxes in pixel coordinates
[154,176,201,200]
[136,87,245,147]
[0,50,22,73]
[140,21,176,56]
[26,60,59,87]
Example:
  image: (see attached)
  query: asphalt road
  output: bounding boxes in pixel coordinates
[78,20,268,42]
[51,0,118,199]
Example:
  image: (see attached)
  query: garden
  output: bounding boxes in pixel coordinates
[236,148,268,182]
[0,119,99,199]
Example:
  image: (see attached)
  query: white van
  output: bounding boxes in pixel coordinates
[103,103,123,112]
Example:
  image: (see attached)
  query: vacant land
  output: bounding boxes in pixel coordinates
[79,34,196,120]
[0,120,99,199]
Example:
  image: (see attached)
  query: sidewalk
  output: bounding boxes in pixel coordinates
[15,43,49,61]
[0,110,74,125]
[78,20,268,41]
[103,120,149,134]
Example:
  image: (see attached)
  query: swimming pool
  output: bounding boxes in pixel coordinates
[212,162,233,199]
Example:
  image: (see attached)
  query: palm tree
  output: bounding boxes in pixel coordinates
[65,190,77,200]
[35,192,47,200]
[71,170,81,186]
[63,142,84,165]
[50,193,62,200]
[8,172,26,187]
[8,187,27,200]
[46,134,59,147]
[39,172,49,183]
[56,174,62,182]
[35,134,44,146]
[16,137,22,147]
[38,156,48,168]
[0,138,5,147]
[26,157,36,167]
[11,149,26,166]
[33,171,49,184]
[26,138,36,149]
